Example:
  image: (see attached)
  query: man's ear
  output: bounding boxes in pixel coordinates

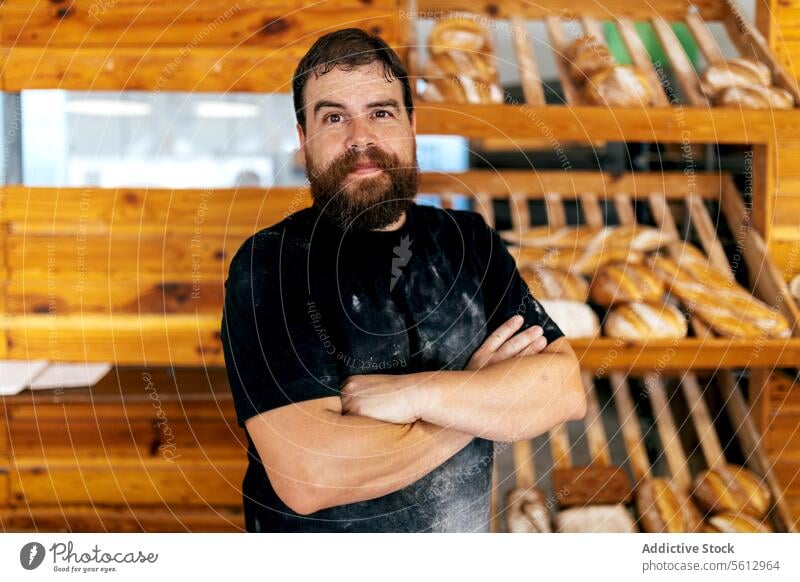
[296,122,306,166]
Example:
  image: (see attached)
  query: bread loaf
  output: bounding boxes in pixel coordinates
[509,244,644,276]
[692,463,772,518]
[716,84,794,110]
[648,254,791,338]
[790,274,800,304]
[700,58,772,97]
[505,487,552,533]
[584,65,654,107]
[566,35,615,85]
[635,478,703,533]
[604,302,688,340]
[590,262,665,306]
[556,504,638,533]
[588,224,675,254]
[539,300,600,339]
[501,225,605,249]
[702,512,773,533]
[520,266,589,301]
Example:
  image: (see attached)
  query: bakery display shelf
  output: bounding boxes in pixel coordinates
[407,0,800,143]
[417,170,800,370]
[500,369,796,533]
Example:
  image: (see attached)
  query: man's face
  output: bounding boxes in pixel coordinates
[297,61,419,232]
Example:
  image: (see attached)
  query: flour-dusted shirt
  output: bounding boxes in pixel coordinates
[221,202,564,532]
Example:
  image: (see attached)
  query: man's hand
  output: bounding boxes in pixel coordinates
[465,315,548,370]
[340,315,548,424]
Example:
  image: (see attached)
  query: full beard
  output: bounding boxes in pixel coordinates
[306,144,419,233]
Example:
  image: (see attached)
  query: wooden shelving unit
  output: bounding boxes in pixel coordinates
[409,0,800,143]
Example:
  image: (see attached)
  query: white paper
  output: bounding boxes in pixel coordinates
[0,359,49,395]
[29,362,112,390]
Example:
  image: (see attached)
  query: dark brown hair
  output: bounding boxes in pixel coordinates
[292,27,414,134]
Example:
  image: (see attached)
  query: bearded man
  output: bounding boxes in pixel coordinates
[221,27,585,533]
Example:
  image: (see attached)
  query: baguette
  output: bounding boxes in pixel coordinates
[716,84,794,110]
[604,302,688,340]
[702,512,773,533]
[635,478,703,533]
[590,261,665,306]
[700,58,772,97]
[692,463,772,518]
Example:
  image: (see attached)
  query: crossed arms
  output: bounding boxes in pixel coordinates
[245,315,586,515]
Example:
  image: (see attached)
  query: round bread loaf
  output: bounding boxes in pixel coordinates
[556,504,638,533]
[700,58,772,98]
[584,65,654,107]
[692,463,772,518]
[635,477,703,533]
[520,266,589,301]
[566,35,615,85]
[505,487,551,533]
[538,300,600,339]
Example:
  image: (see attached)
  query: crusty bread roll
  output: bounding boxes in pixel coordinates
[520,266,589,301]
[566,35,615,85]
[604,302,688,340]
[584,65,654,107]
[505,487,552,533]
[539,299,600,339]
[716,84,794,110]
[648,254,792,338]
[700,58,772,97]
[422,57,503,104]
[635,477,703,533]
[590,262,665,306]
[590,224,675,254]
[556,504,638,533]
[692,463,772,518]
[702,512,773,533]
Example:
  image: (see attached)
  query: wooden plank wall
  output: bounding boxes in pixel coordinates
[0,0,400,92]
[757,0,800,281]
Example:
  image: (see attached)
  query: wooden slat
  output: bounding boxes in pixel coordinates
[648,193,712,337]
[685,10,725,65]
[614,193,636,224]
[0,505,245,533]
[415,105,800,143]
[510,14,546,106]
[0,314,224,366]
[544,192,566,227]
[544,17,583,105]
[509,193,531,228]
[580,17,606,42]
[474,193,496,226]
[679,372,726,469]
[1,2,396,49]
[644,374,692,489]
[685,193,735,281]
[717,371,797,532]
[650,16,707,107]
[609,372,652,483]
[549,423,573,469]
[719,179,800,336]
[719,0,800,102]
[512,440,536,489]
[579,193,604,227]
[10,457,245,506]
[615,16,671,107]
[581,372,612,466]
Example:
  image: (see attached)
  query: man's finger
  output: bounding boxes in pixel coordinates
[476,315,524,355]
[518,334,548,356]
[492,325,544,361]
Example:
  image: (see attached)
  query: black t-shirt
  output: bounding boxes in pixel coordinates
[220,202,564,532]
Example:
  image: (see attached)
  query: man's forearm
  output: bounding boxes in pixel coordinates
[412,340,585,441]
[247,396,474,515]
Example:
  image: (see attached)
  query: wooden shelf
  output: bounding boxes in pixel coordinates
[500,370,796,532]
[410,0,800,144]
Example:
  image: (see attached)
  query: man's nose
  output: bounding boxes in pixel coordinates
[345,113,376,151]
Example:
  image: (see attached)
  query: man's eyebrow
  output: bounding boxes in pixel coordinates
[313,99,401,117]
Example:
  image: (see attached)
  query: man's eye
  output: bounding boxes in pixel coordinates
[325,113,342,123]
[374,110,394,119]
